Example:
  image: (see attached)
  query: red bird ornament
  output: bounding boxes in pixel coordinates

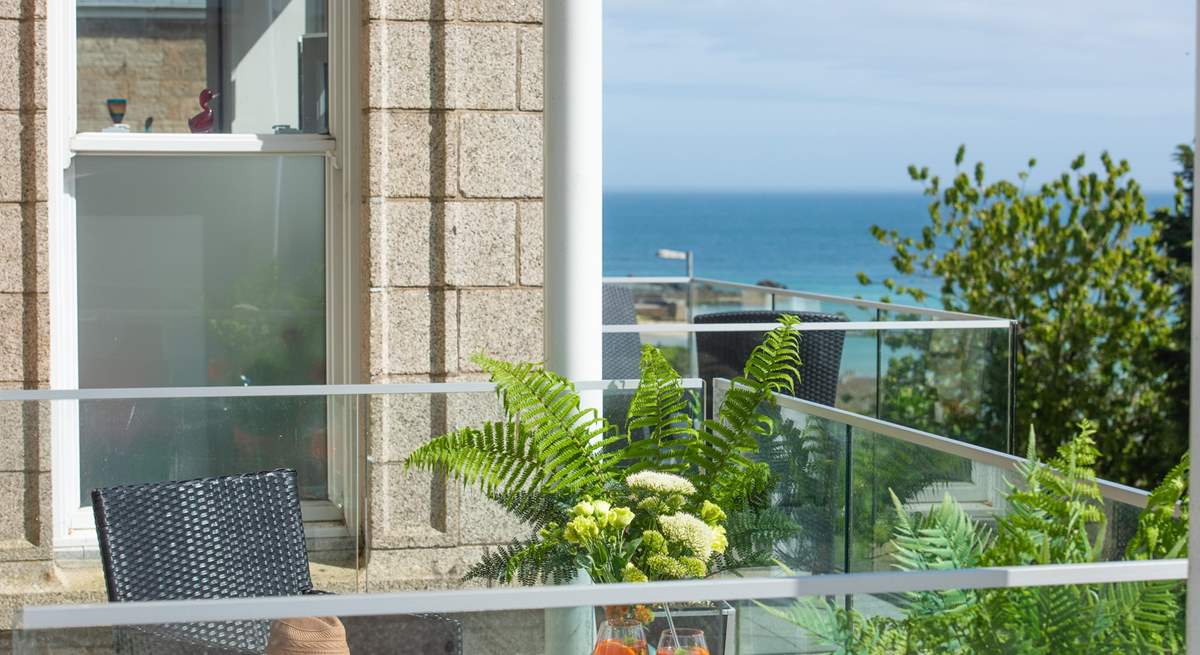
[188,89,218,134]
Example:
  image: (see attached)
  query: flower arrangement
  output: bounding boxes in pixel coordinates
[537,472,729,584]
[404,315,805,585]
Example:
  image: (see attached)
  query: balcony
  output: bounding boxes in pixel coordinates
[603,275,1017,452]
[5,287,1180,652]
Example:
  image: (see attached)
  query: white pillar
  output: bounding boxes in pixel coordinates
[1189,2,1199,651]
[543,0,604,382]
[543,1,604,651]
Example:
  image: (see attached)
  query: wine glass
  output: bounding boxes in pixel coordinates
[593,618,649,655]
[656,628,708,655]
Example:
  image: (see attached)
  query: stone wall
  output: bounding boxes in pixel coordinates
[0,0,548,631]
[362,0,545,590]
[0,0,51,585]
[76,18,207,134]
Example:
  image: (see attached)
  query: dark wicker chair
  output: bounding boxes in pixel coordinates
[92,469,462,654]
[695,311,848,408]
[602,284,644,427]
[602,283,643,381]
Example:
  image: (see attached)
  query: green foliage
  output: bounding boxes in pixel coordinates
[772,424,1189,653]
[758,567,909,654]
[710,505,800,573]
[984,422,1107,567]
[1126,452,1189,561]
[1152,143,1194,479]
[405,317,803,584]
[692,314,803,506]
[757,408,967,575]
[463,538,576,586]
[871,323,1011,452]
[860,147,1184,487]
[889,490,984,618]
[622,346,697,473]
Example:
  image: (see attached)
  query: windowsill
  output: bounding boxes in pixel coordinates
[70,132,336,154]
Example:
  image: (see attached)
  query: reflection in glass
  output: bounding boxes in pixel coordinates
[77,0,329,134]
[75,155,327,502]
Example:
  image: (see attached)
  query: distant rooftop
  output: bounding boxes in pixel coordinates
[77,0,204,19]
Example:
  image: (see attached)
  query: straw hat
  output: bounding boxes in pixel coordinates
[266,616,350,655]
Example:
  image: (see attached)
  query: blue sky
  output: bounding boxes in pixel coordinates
[603,1,1195,192]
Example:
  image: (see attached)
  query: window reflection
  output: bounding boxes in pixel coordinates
[75,155,328,502]
[77,0,329,135]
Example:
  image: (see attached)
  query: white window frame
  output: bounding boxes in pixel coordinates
[47,0,362,552]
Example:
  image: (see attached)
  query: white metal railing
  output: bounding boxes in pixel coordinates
[16,559,1186,630]
[0,378,702,402]
[747,380,1150,509]
[602,275,1010,322]
[602,319,1011,334]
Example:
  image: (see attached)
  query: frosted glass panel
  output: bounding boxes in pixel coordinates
[77,0,329,134]
[75,155,327,502]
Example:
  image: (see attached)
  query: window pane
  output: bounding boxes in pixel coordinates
[77,1,329,134]
[75,155,327,502]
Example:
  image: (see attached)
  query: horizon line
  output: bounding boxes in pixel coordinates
[602,187,1181,195]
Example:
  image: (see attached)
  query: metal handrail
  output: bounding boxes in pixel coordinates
[602,274,1009,322]
[602,319,1011,333]
[17,559,1185,630]
[0,379,703,402]
[692,276,1006,321]
[749,380,1150,508]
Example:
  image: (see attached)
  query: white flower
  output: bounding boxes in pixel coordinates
[625,471,697,496]
[658,512,715,561]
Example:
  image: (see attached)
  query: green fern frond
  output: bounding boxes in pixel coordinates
[623,345,697,473]
[404,422,544,494]
[473,354,615,494]
[486,488,573,531]
[889,490,985,617]
[987,422,1108,566]
[690,315,803,504]
[1127,452,1189,561]
[710,508,799,572]
[464,539,575,585]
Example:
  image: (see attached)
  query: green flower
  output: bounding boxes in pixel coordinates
[592,500,612,515]
[572,500,594,517]
[700,501,727,526]
[563,515,599,544]
[647,554,690,579]
[637,496,666,515]
[666,494,686,512]
[710,525,728,554]
[537,522,560,541]
[679,556,708,578]
[642,529,667,554]
[622,562,648,583]
[611,507,635,528]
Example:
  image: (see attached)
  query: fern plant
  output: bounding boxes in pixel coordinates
[767,421,1189,654]
[405,315,804,584]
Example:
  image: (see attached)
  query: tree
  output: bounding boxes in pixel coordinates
[1151,143,1193,466]
[858,146,1183,487]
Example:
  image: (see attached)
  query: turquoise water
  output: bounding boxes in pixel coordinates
[603,191,1176,301]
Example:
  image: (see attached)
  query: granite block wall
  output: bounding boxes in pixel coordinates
[362,0,544,588]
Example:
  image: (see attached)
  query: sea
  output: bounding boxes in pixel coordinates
[602,191,1177,302]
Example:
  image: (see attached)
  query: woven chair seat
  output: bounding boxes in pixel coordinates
[695,311,847,407]
[92,469,463,654]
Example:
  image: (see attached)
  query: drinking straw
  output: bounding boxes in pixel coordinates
[663,606,682,650]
